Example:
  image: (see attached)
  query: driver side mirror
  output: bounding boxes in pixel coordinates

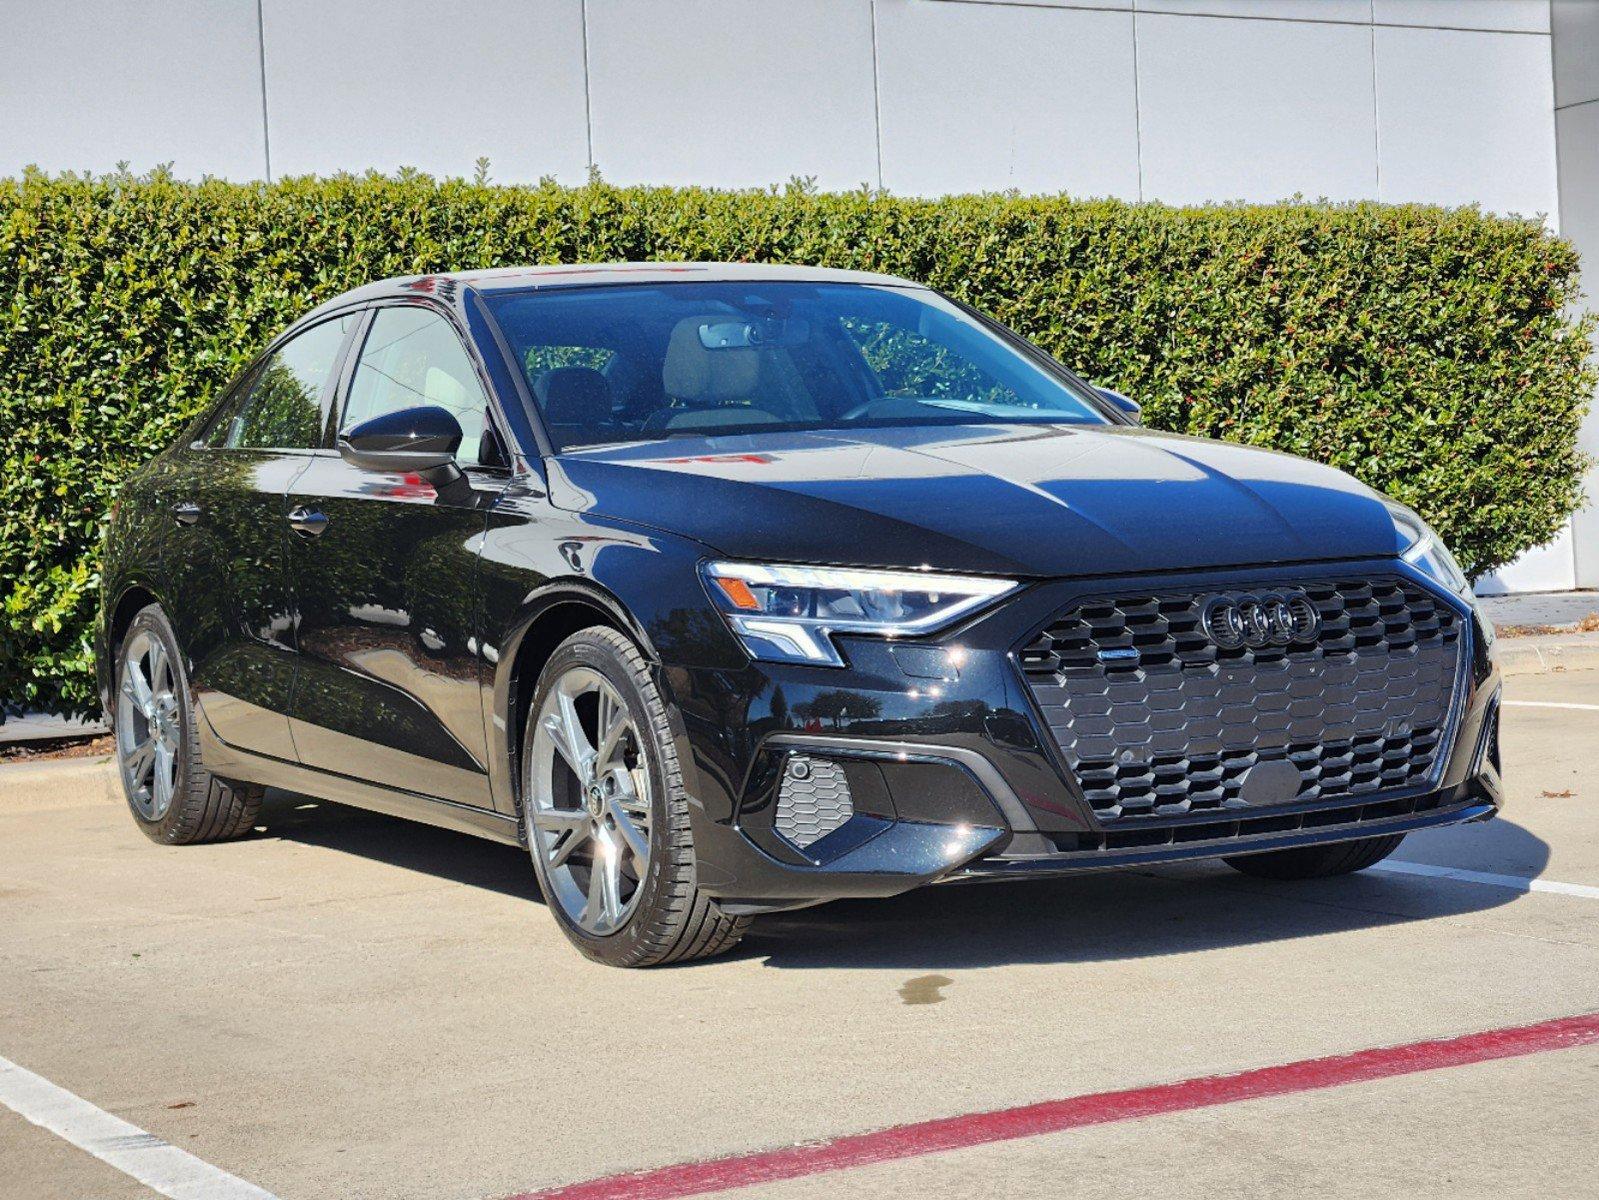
[1097,387,1141,424]
[338,405,474,503]
[338,405,463,479]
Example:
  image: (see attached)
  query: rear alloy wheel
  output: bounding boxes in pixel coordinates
[522,626,748,966]
[114,604,263,844]
[117,627,182,823]
[1223,833,1406,880]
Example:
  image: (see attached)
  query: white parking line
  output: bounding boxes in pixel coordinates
[0,1055,276,1200]
[1503,700,1599,712]
[1373,860,1599,900]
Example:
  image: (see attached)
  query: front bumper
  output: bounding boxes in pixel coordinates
[662,558,1501,914]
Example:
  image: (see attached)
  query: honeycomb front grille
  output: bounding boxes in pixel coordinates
[1019,578,1463,822]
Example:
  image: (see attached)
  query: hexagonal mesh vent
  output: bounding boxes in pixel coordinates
[775,757,853,849]
[1019,578,1464,822]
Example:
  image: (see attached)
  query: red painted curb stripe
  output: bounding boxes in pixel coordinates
[509,1011,1599,1200]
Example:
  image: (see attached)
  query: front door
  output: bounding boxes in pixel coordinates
[285,303,506,806]
[160,312,356,759]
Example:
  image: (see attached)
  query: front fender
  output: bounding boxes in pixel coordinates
[477,511,749,819]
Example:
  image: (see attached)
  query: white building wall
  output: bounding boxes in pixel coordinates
[874,1,1140,199]
[0,0,267,180]
[1135,11,1379,204]
[258,0,591,184]
[1373,23,1557,216]
[0,0,1588,591]
[585,0,880,191]
[1553,0,1599,593]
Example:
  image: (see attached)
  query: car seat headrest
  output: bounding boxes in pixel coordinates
[663,316,759,403]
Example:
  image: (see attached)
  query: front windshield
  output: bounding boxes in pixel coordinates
[482,281,1111,450]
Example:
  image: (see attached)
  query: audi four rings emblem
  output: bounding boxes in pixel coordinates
[1202,593,1320,650]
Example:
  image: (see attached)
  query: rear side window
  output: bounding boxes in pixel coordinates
[341,306,493,465]
[211,315,353,450]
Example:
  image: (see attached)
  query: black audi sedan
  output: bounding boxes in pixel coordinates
[98,264,1503,966]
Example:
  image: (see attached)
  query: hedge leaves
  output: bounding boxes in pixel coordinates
[1,169,1593,717]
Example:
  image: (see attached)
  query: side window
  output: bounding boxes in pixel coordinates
[342,306,493,465]
[211,315,353,449]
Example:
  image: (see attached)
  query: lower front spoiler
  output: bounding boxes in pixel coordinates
[702,772,1500,914]
[944,797,1496,883]
[700,818,1010,915]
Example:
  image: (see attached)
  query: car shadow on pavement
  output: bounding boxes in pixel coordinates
[742,819,1551,970]
[252,790,1548,971]
[255,790,543,901]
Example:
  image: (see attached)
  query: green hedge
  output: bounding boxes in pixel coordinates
[2,169,1594,717]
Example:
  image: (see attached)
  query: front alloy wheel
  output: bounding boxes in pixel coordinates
[528,667,653,935]
[521,626,748,966]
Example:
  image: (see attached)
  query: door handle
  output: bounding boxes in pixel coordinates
[171,501,202,526]
[287,506,330,538]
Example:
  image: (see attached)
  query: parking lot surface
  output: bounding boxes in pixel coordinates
[2,668,1596,1199]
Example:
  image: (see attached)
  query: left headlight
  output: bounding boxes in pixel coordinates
[701,561,1019,666]
[1385,500,1470,595]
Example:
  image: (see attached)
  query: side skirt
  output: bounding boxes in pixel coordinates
[195,705,523,848]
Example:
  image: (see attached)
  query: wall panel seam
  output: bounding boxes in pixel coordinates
[581,0,595,171]
[928,1,1548,36]
[870,0,885,190]
[1131,4,1144,201]
[1370,0,1381,197]
[255,0,272,181]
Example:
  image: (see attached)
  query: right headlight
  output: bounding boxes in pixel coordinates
[1384,500,1492,650]
[701,560,1018,667]
[1385,501,1470,596]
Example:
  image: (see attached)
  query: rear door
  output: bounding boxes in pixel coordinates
[285,302,507,805]
[157,312,357,759]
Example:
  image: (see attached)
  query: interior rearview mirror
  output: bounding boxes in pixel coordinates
[1097,387,1141,424]
[696,317,810,350]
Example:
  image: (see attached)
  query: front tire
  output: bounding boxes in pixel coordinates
[114,604,263,844]
[1223,833,1406,880]
[521,626,748,967]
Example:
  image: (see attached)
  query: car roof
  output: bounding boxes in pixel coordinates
[298,262,925,324]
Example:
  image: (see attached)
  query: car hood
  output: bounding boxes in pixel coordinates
[546,424,1400,577]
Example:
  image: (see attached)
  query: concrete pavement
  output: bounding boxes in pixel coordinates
[1477,589,1599,629]
[1,669,1597,1199]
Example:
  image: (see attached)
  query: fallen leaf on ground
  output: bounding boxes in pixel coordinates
[1497,611,1599,637]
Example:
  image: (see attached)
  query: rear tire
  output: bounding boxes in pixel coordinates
[1223,833,1406,880]
[114,604,263,845]
[520,626,748,967]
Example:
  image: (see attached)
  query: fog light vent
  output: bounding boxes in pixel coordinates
[1474,698,1501,775]
[776,755,853,849]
